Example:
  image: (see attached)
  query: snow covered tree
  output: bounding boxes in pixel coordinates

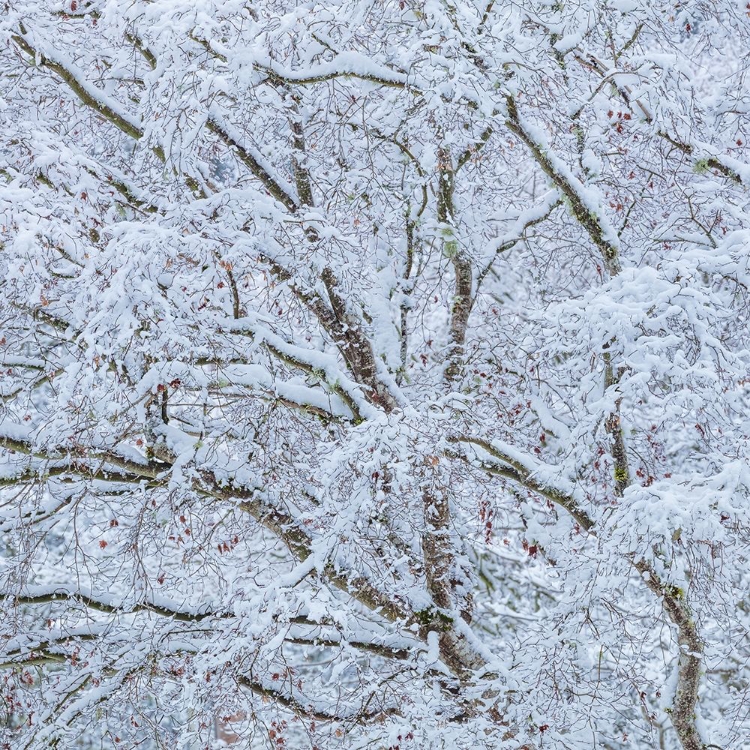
[2,1,750,747]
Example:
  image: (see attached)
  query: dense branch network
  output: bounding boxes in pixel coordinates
[2,2,750,749]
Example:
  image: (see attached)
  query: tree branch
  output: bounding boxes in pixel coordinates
[238,675,401,723]
[448,433,704,749]
[0,586,223,622]
[504,95,622,276]
[448,435,594,531]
